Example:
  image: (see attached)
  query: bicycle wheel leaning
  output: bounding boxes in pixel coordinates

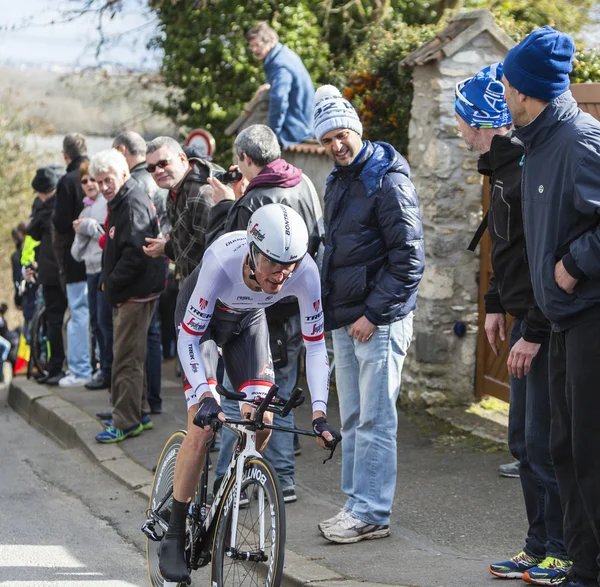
[30,304,50,375]
[147,430,187,587]
[212,457,286,587]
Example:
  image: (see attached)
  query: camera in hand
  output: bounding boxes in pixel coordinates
[210,168,243,184]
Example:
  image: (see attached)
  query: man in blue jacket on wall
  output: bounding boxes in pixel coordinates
[503,26,600,587]
[313,84,424,544]
[247,22,314,148]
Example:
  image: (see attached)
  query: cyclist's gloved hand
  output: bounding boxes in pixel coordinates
[193,397,224,430]
[312,417,342,461]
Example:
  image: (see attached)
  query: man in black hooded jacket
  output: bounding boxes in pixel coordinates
[456,63,569,584]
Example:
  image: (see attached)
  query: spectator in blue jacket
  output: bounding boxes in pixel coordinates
[247,22,314,148]
[313,85,424,544]
[503,26,600,587]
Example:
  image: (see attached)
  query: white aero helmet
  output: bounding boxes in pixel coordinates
[247,204,309,266]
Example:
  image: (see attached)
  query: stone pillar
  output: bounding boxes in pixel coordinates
[402,33,508,406]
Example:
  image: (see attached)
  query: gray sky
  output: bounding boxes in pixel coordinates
[0,0,161,69]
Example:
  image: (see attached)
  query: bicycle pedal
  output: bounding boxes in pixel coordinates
[141,519,161,542]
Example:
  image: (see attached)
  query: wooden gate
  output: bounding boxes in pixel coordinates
[475,83,600,401]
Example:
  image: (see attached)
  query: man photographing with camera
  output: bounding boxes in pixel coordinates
[143,136,227,282]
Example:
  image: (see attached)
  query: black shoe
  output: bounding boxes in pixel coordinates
[283,487,297,503]
[498,461,520,478]
[96,409,112,419]
[85,375,110,390]
[158,533,190,583]
[45,371,65,386]
[149,406,162,414]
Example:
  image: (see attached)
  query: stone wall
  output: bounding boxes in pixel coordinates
[403,32,509,406]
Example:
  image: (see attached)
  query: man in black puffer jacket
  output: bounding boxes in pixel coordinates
[313,85,424,544]
[456,63,568,584]
[90,149,166,444]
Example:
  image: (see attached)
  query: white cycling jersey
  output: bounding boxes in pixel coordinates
[178,231,329,412]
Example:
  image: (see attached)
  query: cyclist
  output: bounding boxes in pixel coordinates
[160,203,340,583]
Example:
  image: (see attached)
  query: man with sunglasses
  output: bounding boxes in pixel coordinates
[204,123,324,505]
[143,136,223,280]
[455,63,569,585]
[159,204,340,583]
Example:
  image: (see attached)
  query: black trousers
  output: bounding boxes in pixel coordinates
[43,284,67,376]
[550,315,600,586]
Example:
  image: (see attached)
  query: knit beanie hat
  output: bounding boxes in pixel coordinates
[503,26,575,102]
[31,167,59,194]
[455,62,512,128]
[313,85,363,143]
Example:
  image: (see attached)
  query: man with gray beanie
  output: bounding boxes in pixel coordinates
[313,85,424,544]
[502,26,600,587]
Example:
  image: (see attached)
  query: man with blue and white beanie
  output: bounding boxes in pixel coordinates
[313,85,424,543]
[456,62,570,584]
[502,26,600,587]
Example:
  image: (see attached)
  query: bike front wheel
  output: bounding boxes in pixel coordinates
[147,430,186,587]
[211,457,285,587]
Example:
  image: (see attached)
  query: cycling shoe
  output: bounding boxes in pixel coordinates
[159,532,190,583]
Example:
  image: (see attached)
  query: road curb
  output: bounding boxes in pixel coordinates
[8,378,409,587]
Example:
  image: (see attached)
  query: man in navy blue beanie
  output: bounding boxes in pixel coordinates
[503,26,600,587]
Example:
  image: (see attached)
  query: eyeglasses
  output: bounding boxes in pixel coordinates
[81,178,97,185]
[147,158,171,173]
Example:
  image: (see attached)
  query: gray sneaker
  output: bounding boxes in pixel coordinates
[318,508,351,534]
[323,514,390,544]
[498,461,520,478]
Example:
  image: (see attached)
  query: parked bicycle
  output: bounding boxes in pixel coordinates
[27,286,50,379]
[143,383,340,587]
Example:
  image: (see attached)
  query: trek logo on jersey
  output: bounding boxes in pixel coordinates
[237,296,252,301]
[313,300,320,312]
[249,223,266,242]
[189,306,211,320]
[198,298,208,310]
[311,322,324,336]
[305,311,323,323]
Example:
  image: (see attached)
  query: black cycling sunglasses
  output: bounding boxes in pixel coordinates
[147,158,171,173]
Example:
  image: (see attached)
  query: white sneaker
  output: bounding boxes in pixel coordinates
[58,373,91,387]
[318,508,351,533]
[322,513,390,544]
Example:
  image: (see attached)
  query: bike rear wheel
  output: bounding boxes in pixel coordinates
[30,305,50,375]
[147,430,186,587]
[211,457,285,587]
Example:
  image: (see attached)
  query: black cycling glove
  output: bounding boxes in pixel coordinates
[193,397,224,430]
[312,417,342,453]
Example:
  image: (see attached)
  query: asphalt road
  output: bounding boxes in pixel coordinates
[0,384,149,587]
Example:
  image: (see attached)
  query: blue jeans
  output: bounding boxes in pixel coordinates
[146,303,162,411]
[215,314,302,489]
[97,275,114,380]
[332,313,413,526]
[65,281,92,379]
[508,318,566,559]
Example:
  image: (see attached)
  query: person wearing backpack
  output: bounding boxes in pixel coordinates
[143,137,221,282]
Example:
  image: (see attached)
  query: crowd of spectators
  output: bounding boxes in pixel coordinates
[7,20,598,585]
